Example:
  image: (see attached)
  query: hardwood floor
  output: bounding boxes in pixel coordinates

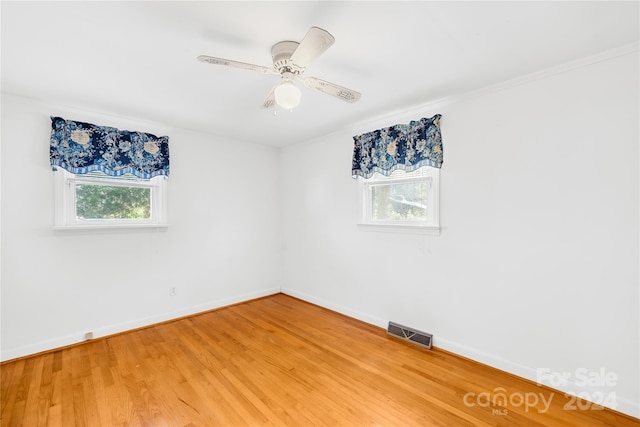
[1,293,638,426]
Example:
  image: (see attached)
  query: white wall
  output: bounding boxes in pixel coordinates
[1,93,281,361]
[280,49,639,417]
[2,48,638,418]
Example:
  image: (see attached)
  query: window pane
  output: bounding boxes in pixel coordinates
[76,183,151,220]
[371,181,428,221]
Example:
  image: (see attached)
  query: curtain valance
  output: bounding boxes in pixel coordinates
[352,114,442,179]
[50,116,170,178]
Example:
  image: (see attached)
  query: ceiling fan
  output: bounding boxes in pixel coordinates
[197,27,361,110]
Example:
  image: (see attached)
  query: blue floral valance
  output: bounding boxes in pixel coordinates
[352,114,443,178]
[50,116,170,178]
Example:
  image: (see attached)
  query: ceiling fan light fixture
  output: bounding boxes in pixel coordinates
[274,80,302,110]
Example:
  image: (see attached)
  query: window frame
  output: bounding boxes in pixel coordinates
[53,169,168,230]
[357,167,440,234]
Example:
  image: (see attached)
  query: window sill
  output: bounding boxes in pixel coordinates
[53,223,169,231]
[357,223,441,235]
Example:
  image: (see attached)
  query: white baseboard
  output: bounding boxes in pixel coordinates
[281,287,389,328]
[280,288,640,420]
[4,287,638,420]
[0,287,280,362]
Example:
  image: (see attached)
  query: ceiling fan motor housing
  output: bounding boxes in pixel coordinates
[271,41,301,74]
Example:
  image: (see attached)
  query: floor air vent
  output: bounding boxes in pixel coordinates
[387,322,433,349]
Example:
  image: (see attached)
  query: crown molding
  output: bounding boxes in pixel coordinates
[459,41,639,101]
[348,42,639,136]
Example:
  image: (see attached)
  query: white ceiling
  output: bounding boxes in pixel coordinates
[2,1,638,147]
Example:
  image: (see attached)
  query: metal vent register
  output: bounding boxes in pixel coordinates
[387,322,433,349]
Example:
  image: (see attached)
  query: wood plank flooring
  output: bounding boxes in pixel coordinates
[1,293,638,426]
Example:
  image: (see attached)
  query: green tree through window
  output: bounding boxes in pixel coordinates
[76,183,151,220]
[359,167,439,229]
[372,181,428,221]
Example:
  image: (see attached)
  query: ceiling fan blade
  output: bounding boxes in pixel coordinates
[290,27,335,70]
[262,86,276,109]
[197,55,278,75]
[302,77,361,103]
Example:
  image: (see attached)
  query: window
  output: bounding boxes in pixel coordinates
[358,167,439,231]
[54,169,167,229]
